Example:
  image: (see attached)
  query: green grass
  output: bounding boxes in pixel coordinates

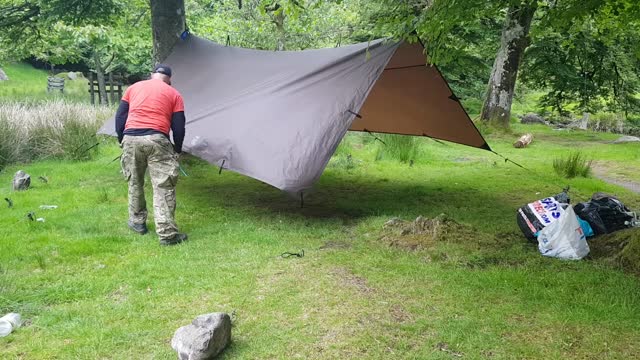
[1,120,640,358]
[0,63,91,103]
[553,151,593,179]
[374,134,421,163]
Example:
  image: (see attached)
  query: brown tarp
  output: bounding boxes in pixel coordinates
[352,43,489,149]
[99,35,489,193]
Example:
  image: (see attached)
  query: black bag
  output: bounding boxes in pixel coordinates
[573,193,634,235]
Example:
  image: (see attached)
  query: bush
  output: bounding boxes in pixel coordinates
[553,151,592,179]
[589,112,625,133]
[375,134,420,163]
[0,101,111,169]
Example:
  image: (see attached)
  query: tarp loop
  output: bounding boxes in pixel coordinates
[347,110,362,119]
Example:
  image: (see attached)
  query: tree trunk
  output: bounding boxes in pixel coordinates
[150,0,186,63]
[271,8,286,51]
[93,53,108,105]
[480,2,537,127]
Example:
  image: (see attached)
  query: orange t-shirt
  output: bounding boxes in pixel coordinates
[122,79,185,135]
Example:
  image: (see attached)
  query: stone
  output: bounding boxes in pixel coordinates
[613,135,640,144]
[568,113,589,130]
[0,68,8,81]
[12,171,31,191]
[520,113,546,125]
[171,313,231,360]
[67,71,78,80]
[383,217,404,228]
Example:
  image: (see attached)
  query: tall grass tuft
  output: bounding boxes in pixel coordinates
[553,151,593,178]
[375,134,420,163]
[0,101,112,169]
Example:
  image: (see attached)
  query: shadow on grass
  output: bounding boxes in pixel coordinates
[180,167,518,232]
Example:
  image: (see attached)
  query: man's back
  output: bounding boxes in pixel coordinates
[124,79,184,134]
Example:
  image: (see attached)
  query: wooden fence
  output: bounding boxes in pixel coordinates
[88,72,124,105]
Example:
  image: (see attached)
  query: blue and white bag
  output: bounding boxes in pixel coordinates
[537,206,590,260]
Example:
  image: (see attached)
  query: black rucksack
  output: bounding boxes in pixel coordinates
[573,193,635,235]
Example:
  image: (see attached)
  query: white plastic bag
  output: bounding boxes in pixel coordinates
[0,313,21,337]
[537,206,590,260]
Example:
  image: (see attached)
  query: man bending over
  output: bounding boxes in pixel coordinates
[115,64,188,246]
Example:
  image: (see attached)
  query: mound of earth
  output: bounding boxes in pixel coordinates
[589,228,640,274]
[380,214,490,251]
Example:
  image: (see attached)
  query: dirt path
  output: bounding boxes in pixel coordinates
[592,163,640,194]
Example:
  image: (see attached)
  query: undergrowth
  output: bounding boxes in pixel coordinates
[0,101,111,170]
[375,134,420,163]
[553,151,593,178]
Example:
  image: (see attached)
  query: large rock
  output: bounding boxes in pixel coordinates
[568,112,589,130]
[0,68,8,81]
[520,113,546,125]
[613,135,640,144]
[12,171,31,191]
[171,313,231,360]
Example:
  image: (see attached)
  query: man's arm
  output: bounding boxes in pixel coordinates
[115,100,130,143]
[171,111,186,153]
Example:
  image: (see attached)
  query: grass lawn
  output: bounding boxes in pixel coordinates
[0,63,92,104]
[1,122,639,359]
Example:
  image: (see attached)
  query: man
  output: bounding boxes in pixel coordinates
[115,64,188,246]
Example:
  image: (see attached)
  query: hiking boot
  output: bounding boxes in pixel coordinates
[128,220,148,235]
[159,233,188,246]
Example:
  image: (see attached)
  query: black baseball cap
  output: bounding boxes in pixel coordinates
[153,64,172,77]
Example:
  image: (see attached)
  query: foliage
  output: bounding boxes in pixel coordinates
[0,101,111,168]
[374,134,420,163]
[0,0,151,77]
[186,0,362,50]
[523,11,640,116]
[553,151,593,179]
[0,0,124,63]
[589,112,625,133]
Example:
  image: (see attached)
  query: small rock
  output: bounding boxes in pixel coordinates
[0,68,8,81]
[520,113,546,125]
[383,217,404,228]
[171,313,231,360]
[67,72,77,80]
[12,171,31,191]
[613,135,640,144]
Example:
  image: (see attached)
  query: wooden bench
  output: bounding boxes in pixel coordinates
[47,77,65,93]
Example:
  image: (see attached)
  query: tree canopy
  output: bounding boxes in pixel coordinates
[0,0,638,125]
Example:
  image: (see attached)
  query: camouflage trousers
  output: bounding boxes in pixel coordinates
[121,134,180,240]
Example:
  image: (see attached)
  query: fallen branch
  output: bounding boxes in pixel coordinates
[514,133,533,148]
